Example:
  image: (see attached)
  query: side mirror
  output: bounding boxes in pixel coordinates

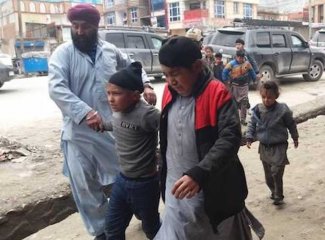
[304,41,309,48]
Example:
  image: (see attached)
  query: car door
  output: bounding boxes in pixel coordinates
[125,33,152,74]
[289,34,311,73]
[271,32,291,74]
[146,35,163,74]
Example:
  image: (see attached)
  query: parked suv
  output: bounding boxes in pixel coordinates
[204,28,325,85]
[309,29,325,50]
[0,53,15,89]
[98,29,165,80]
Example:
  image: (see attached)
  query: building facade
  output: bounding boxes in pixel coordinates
[0,0,104,57]
[166,0,259,35]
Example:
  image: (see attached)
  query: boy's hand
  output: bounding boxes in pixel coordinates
[172,175,200,200]
[294,140,299,148]
[246,141,252,149]
[86,110,104,132]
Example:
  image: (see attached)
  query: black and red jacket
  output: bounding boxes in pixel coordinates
[160,70,248,232]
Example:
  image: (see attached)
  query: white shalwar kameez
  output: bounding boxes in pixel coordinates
[154,96,262,240]
[48,40,148,236]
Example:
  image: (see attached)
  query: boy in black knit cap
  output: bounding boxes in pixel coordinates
[103,62,161,239]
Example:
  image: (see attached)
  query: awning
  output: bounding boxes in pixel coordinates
[15,41,45,48]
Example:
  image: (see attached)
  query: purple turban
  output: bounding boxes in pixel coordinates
[67,3,100,27]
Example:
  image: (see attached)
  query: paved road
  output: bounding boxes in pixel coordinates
[1,75,325,131]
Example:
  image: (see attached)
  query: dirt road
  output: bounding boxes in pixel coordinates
[1,76,325,239]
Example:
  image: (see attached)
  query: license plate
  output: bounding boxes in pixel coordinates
[9,71,14,76]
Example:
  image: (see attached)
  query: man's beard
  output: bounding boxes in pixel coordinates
[71,29,98,53]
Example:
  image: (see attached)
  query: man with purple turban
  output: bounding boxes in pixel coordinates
[48,3,156,240]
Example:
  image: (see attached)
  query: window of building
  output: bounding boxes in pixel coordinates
[214,1,224,18]
[107,12,116,25]
[50,4,55,14]
[169,2,180,22]
[60,4,64,13]
[256,32,271,48]
[130,7,138,23]
[29,2,36,12]
[190,2,200,10]
[272,34,286,48]
[106,0,114,8]
[20,1,25,11]
[233,2,239,14]
[243,3,252,19]
[40,3,46,13]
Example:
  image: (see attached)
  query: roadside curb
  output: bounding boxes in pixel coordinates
[292,95,325,123]
[0,186,76,240]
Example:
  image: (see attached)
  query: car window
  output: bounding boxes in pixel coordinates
[127,36,146,49]
[316,32,325,42]
[151,37,162,50]
[291,35,304,48]
[272,34,286,48]
[105,33,125,48]
[203,34,213,45]
[256,32,271,48]
[210,31,245,47]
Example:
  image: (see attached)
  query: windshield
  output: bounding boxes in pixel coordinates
[210,30,245,47]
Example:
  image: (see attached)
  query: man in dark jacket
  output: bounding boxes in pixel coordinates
[154,36,264,240]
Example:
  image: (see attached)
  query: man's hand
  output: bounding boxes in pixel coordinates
[85,110,104,132]
[294,139,299,148]
[172,175,200,199]
[143,85,157,106]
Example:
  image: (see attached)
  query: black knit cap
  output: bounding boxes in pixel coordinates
[109,62,144,93]
[159,36,202,68]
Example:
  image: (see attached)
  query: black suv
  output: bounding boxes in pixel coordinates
[204,28,325,84]
[98,29,165,80]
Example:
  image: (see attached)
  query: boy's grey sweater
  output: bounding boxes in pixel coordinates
[104,100,160,178]
[246,102,299,145]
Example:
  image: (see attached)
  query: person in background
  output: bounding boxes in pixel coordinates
[202,46,215,72]
[213,52,224,81]
[223,50,256,125]
[235,38,260,81]
[235,38,260,113]
[246,81,299,206]
[48,4,156,240]
[154,36,264,240]
[103,62,161,239]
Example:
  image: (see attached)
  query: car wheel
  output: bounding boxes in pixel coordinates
[258,65,276,89]
[303,60,324,81]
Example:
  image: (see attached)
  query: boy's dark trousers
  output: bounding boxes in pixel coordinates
[261,161,285,200]
[105,173,161,240]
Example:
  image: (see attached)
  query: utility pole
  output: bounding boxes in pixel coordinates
[309,0,312,40]
[1,3,3,43]
[17,0,24,57]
